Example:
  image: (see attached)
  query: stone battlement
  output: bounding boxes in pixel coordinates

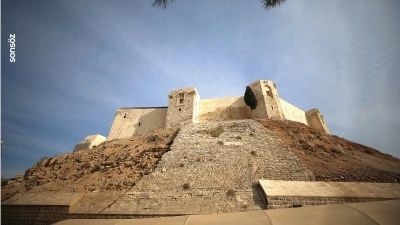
[107,80,329,141]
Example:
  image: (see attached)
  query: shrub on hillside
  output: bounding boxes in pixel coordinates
[203,126,224,137]
[226,189,236,197]
[147,135,159,142]
[182,183,190,190]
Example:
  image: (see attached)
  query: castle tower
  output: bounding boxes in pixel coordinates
[248,80,284,120]
[306,108,330,134]
[165,87,200,128]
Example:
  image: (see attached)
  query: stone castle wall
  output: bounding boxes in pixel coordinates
[280,99,308,125]
[306,109,330,134]
[249,80,284,120]
[73,134,106,152]
[108,107,167,140]
[247,81,269,119]
[165,87,200,128]
[106,80,330,141]
[198,96,250,122]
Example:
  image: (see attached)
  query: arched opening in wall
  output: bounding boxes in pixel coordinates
[271,105,274,110]
[265,86,273,98]
[179,108,182,111]
[178,93,185,104]
[123,113,127,118]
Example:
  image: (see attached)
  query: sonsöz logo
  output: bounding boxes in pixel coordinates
[9,34,16,63]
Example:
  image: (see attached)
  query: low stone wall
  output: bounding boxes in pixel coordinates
[265,196,391,209]
[2,192,85,225]
[259,180,400,209]
[1,205,69,225]
[1,205,162,225]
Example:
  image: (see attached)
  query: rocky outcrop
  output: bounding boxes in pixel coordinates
[1,127,179,201]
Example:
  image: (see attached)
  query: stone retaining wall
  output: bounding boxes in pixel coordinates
[265,196,392,209]
[99,120,314,215]
[259,180,400,209]
[1,205,163,225]
[1,205,69,225]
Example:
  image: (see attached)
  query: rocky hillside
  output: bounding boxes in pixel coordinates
[2,119,400,203]
[1,127,179,201]
[255,119,400,183]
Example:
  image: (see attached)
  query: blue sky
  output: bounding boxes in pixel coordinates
[1,0,400,178]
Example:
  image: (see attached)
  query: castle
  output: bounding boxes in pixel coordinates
[73,80,329,151]
[7,80,400,225]
[106,80,329,141]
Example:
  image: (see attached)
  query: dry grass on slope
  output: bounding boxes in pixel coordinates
[1,127,179,201]
[255,119,400,183]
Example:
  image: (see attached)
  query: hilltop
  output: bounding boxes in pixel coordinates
[2,119,399,203]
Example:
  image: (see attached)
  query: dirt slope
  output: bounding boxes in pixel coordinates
[255,119,400,183]
[3,119,400,202]
[1,127,179,201]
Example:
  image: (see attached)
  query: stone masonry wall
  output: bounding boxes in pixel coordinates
[1,205,69,225]
[165,87,200,128]
[265,196,392,209]
[249,80,285,120]
[107,108,167,140]
[280,99,308,125]
[306,109,330,134]
[248,81,269,119]
[73,135,106,152]
[101,120,315,215]
[198,97,250,122]
[107,80,330,139]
